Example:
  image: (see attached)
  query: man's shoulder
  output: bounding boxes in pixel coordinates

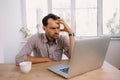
[28,33,45,40]
[30,33,44,37]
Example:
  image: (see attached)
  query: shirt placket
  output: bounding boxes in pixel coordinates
[46,44,54,59]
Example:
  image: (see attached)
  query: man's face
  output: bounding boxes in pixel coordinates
[43,18,60,40]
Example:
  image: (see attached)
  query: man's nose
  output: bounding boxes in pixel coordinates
[55,29,59,33]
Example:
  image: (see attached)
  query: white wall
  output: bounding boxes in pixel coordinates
[0,44,4,63]
[0,0,23,63]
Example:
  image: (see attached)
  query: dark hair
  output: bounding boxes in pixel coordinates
[42,13,60,26]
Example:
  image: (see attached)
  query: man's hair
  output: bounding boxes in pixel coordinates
[42,13,60,26]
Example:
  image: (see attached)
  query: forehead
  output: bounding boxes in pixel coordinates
[47,18,57,23]
[47,18,59,27]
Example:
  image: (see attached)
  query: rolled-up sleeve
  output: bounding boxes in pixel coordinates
[15,35,36,66]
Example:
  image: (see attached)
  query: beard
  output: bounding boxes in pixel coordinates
[46,33,59,41]
[51,33,59,39]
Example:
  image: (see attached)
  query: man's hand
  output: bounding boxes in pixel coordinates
[27,56,53,64]
[57,19,75,58]
[44,57,53,62]
[57,19,73,34]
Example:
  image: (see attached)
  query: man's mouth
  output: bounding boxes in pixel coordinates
[54,34,59,37]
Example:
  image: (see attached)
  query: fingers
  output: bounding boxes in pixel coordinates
[58,19,72,33]
[57,19,65,24]
[60,29,65,31]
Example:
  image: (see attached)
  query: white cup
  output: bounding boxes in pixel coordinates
[19,61,32,73]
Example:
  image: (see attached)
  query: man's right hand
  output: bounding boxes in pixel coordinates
[44,57,53,62]
[27,56,53,64]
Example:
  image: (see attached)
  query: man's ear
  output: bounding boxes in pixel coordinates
[42,26,46,31]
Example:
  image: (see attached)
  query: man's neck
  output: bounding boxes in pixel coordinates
[45,34,55,45]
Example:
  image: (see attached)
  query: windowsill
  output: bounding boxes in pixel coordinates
[75,36,120,41]
[111,38,120,40]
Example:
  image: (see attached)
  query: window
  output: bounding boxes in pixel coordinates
[22,0,120,37]
[75,0,97,36]
[51,0,97,36]
[51,0,71,35]
[103,0,120,36]
[52,0,71,28]
[24,0,48,34]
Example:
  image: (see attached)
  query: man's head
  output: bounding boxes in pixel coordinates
[42,13,61,42]
[42,13,60,26]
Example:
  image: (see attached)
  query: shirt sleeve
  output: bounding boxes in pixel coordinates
[15,35,36,66]
[62,36,70,58]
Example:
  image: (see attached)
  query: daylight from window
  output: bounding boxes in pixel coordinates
[103,0,120,36]
[25,0,120,37]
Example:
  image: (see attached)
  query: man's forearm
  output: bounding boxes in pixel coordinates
[27,56,52,64]
[68,33,75,57]
[57,19,75,57]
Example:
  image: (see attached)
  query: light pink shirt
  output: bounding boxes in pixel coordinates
[15,33,70,65]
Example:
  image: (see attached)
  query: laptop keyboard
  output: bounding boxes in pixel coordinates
[60,68,69,73]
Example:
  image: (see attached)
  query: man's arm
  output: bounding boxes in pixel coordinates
[58,19,75,57]
[68,33,74,57]
[15,39,34,66]
[15,35,36,66]
[26,56,52,64]
[16,34,52,66]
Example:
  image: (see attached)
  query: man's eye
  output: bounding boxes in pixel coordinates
[50,27,60,29]
[51,28,55,29]
[57,27,60,29]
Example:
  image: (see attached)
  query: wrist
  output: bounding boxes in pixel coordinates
[45,58,52,62]
[68,32,75,37]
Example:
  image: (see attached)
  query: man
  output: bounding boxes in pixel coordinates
[15,13,74,66]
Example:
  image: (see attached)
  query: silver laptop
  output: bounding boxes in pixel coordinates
[48,37,110,78]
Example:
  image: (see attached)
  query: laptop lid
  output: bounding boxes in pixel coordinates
[67,37,110,78]
[48,37,110,78]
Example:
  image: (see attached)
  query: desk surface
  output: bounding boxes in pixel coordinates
[0,60,120,80]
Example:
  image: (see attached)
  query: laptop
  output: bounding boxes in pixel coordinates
[48,37,110,78]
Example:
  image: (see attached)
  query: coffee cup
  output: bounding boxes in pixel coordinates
[19,61,32,73]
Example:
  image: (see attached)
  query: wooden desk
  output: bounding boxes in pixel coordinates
[0,60,120,80]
